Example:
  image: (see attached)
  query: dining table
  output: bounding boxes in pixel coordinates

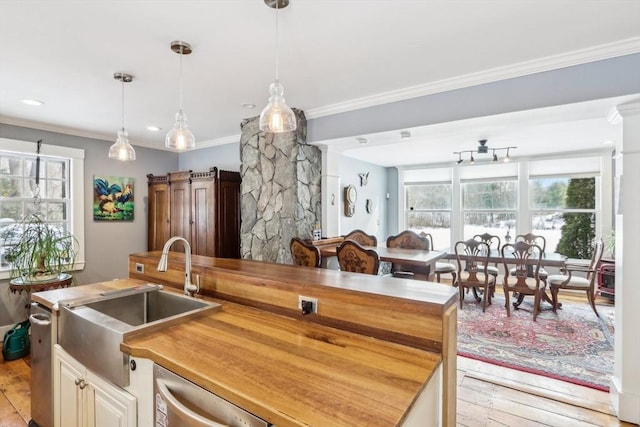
[317,242,447,276]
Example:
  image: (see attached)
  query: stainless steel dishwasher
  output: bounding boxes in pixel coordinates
[28,302,53,427]
[153,364,271,427]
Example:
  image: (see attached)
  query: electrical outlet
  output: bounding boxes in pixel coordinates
[298,295,318,315]
[135,263,144,274]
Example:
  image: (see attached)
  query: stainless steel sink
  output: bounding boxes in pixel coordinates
[58,284,220,387]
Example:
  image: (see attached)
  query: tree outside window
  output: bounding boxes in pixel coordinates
[531,177,595,258]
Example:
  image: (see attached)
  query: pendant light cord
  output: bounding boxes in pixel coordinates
[275,1,280,82]
[179,45,184,110]
[121,79,125,131]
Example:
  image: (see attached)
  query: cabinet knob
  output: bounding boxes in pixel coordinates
[75,378,87,389]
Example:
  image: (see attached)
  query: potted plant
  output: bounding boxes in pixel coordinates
[1,213,77,283]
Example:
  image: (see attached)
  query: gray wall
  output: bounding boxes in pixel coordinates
[0,123,177,328]
[307,53,640,143]
[179,142,241,172]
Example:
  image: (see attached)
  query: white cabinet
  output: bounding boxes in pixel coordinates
[54,345,137,427]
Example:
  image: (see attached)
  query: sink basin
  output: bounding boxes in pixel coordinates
[59,284,220,387]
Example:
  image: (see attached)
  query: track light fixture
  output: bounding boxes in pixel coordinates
[453,139,517,165]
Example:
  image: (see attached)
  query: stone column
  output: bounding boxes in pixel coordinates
[240,109,321,263]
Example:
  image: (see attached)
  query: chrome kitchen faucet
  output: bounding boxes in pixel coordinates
[157,236,199,296]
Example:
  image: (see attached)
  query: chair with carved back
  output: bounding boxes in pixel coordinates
[290,237,322,268]
[510,233,549,286]
[548,238,604,317]
[501,240,545,321]
[336,240,380,275]
[454,239,496,312]
[472,232,501,278]
[343,229,377,247]
[386,230,431,280]
[420,232,457,284]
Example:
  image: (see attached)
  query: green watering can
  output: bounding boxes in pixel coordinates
[2,319,30,361]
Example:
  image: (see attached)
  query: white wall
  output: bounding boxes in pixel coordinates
[337,156,387,243]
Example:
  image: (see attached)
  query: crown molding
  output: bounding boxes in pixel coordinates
[3,37,639,150]
[0,116,241,151]
[305,37,640,119]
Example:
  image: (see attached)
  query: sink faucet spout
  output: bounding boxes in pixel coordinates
[157,236,198,296]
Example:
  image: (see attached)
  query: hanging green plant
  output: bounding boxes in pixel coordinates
[1,213,77,283]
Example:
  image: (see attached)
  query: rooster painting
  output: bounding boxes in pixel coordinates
[93,176,134,221]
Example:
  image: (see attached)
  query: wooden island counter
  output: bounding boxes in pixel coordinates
[127,252,458,426]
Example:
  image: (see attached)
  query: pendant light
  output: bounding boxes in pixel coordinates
[166,41,195,150]
[108,73,136,161]
[259,0,296,133]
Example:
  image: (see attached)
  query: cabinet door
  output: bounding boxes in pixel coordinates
[55,346,85,427]
[147,180,170,251]
[216,172,241,258]
[191,178,216,256]
[88,371,137,427]
[169,178,191,245]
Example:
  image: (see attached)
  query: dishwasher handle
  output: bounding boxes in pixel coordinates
[156,378,227,427]
[29,313,52,327]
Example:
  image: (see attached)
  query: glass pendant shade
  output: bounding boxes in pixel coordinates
[165,109,195,150]
[109,72,135,161]
[259,81,296,133]
[109,129,136,161]
[166,41,195,150]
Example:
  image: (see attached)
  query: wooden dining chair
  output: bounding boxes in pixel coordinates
[510,233,549,286]
[501,240,545,321]
[290,237,322,268]
[336,240,380,275]
[343,229,377,247]
[454,239,496,312]
[472,232,501,278]
[420,232,457,284]
[386,230,431,280]
[548,238,604,317]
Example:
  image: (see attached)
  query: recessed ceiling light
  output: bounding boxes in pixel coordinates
[603,140,613,145]
[357,137,368,144]
[242,103,256,109]
[22,99,44,106]
[147,126,162,132]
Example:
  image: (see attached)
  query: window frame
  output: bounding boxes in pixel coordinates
[0,138,85,279]
[461,178,518,241]
[404,181,453,249]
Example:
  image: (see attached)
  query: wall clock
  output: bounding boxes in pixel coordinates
[344,185,357,217]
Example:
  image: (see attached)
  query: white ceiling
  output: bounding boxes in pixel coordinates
[1,1,640,166]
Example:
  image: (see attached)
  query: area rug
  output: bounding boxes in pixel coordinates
[457,292,615,391]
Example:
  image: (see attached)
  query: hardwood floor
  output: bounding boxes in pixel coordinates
[0,292,634,427]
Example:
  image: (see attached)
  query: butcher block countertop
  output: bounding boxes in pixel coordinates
[34,278,443,426]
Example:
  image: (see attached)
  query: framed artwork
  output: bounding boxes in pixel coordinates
[93,176,134,221]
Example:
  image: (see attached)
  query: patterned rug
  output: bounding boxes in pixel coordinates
[457,292,615,391]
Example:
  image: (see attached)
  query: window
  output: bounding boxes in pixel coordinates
[530,176,596,256]
[405,183,451,249]
[462,180,517,241]
[0,138,84,277]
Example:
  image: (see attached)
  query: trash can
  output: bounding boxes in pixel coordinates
[2,319,30,361]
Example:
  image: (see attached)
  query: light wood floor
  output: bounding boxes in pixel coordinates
[0,292,635,426]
